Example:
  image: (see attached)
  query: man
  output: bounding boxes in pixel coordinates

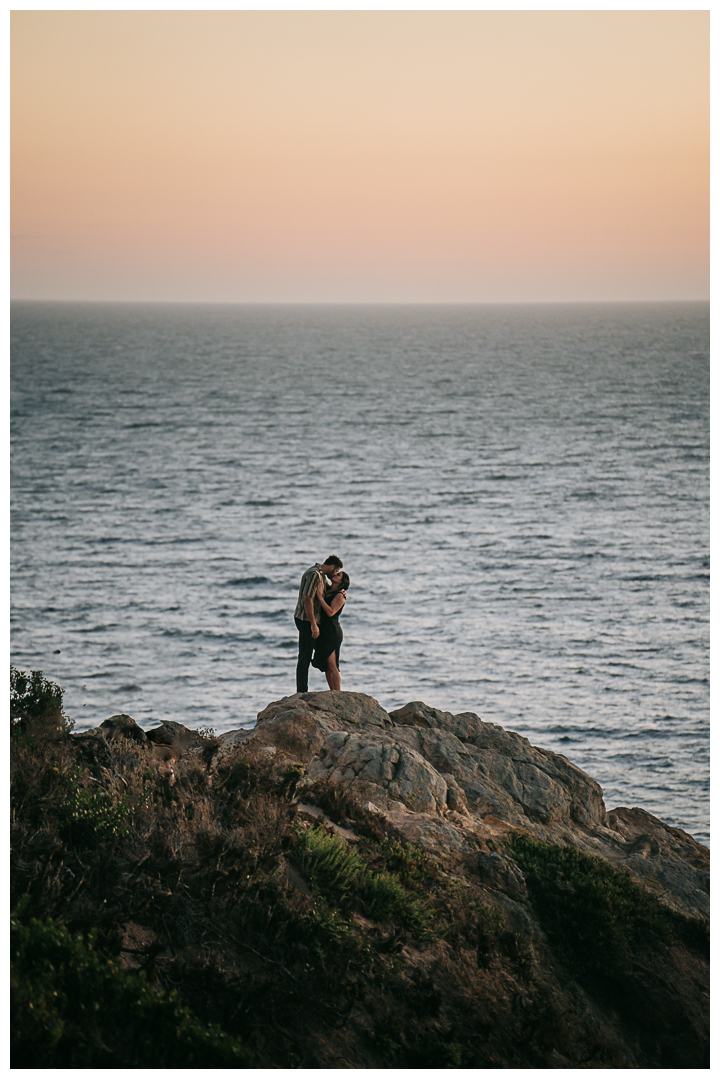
[294,555,343,693]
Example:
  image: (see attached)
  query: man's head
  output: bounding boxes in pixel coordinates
[320,555,343,573]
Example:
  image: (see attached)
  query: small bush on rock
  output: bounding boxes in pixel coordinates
[295,825,435,937]
[508,834,709,975]
[11,667,71,736]
[376,836,436,886]
[297,825,367,899]
[58,786,131,847]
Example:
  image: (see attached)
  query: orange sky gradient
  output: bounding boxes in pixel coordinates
[11,10,709,303]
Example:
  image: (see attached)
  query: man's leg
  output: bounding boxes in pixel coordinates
[295,616,313,693]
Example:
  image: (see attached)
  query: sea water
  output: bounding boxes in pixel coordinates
[11,302,709,843]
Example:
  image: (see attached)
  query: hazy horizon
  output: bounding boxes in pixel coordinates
[12,11,708,304]
[10,298,709,307]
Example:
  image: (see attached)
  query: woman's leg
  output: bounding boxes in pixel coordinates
[326,651,341,691]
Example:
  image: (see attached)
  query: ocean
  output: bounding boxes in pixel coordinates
[10,301,709,844]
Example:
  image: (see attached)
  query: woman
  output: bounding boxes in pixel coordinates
[311,569,349,691]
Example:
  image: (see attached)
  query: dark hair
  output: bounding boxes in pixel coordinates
[324,555,343,569]
[338,572,350,592]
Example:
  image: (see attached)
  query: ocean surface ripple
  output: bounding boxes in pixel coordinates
[11,302,709,843]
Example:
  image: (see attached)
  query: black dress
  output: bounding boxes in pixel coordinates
[311,592,345,672]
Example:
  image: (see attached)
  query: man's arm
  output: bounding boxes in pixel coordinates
[303,593,320,638]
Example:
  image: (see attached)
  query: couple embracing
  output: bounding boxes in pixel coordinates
[294,556,350,693]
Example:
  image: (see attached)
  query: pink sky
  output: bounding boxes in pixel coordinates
[11,10,709,303]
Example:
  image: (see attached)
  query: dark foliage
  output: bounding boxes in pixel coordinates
[11,909,253,1068]
[508,833,709,976]
[11,666,71,735]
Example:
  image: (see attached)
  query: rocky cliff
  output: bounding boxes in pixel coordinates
[13,687,709,1068]
[219,691,708,1067]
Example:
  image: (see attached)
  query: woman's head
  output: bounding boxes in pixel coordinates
[330,569,350,592]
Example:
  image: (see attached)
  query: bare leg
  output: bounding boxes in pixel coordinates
[325,652,341,691]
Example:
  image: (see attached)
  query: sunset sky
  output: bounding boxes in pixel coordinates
[11,10,709,303]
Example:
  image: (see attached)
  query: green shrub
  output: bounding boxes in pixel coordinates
[58,786,132,846]
[363,871,408,922]
[473,900,505,940]
[10,911,254,1068]
[295,826,435,938]
[10,673,75,831]
[508,834,709,975]
[10,667,71,736]
[373,1031,402,1060]
[364,869,434,936]
[377,836,433,886]
[295,824,368,903]
[303,907,361,959]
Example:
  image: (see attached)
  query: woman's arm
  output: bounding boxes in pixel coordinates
[318,591,346,616]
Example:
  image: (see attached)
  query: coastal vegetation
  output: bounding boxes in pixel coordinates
[11,911,252,1068]
[508,833,709,977]
[10,668,709,1068]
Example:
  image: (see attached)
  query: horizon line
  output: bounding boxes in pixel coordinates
[10,297,710,307]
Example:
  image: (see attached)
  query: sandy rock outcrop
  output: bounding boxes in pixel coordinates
[228,690,708,921]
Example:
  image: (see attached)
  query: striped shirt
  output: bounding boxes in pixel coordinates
[294,564,325,621]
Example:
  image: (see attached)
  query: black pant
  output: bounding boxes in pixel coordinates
[295,616,314,693]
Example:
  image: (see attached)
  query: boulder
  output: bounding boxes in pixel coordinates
[607,806,710,919]
[251,691,606,835]
[236,691,708,922]
[74,715,211,769]
[98,714,148,745]
[254,691,392,759]
[390,701,607,829]
[144,720,207,756]
[306,729,448,815]
[72,714,148,767]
